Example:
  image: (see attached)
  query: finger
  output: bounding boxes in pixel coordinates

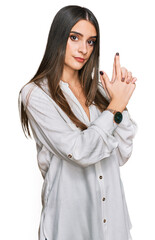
[100,72,106,89]
[132,80,137,84]
[100,71,111,99]
[121,67,127,82]
[111,55,116,83]
[131,77,137,83]
[127,71,132,77]
[126,78,131,84]
[115,53,121,81]
[126,73,134,84]
[100,71,110,87]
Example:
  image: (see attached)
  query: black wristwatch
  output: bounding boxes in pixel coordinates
[106,109,123,124]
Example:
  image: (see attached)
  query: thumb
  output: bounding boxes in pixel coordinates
[100,71,110,88]
[99,71,111,100]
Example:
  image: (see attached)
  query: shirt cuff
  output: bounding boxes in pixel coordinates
[91,110,118,135]
[119,110,132,127]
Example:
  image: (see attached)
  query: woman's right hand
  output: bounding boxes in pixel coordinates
[100,53,137,112]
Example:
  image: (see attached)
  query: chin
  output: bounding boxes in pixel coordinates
[66,64,84,71]
[73,61,87,70]
[74,66,84,70]
[64,60,87,71]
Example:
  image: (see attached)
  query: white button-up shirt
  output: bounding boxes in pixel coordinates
[20,78,137,240]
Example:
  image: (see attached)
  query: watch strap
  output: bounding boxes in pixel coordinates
[106,109,117,115]
[106,109,123,124]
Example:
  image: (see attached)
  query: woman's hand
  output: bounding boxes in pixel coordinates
[100,53,137,111]
[111,54,137,84]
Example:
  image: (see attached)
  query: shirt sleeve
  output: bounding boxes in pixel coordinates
[21,84,119,168]
[113,110,138,166]
[97,83,138,166]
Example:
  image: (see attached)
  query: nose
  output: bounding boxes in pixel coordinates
[78,41,88,55]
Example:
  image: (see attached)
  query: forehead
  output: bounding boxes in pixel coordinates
[71,20,97,37]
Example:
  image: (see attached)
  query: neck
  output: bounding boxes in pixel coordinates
[61,65,81,87]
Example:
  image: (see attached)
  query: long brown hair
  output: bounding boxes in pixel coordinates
[18,5,109,138]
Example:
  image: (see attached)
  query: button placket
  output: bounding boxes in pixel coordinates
[95,162,107,237]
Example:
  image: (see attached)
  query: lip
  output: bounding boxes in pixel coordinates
[74,57,85,63]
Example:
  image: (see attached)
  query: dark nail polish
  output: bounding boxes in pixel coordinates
[116,52,119,56]
[100,71,104,75]
[121,77,125,82]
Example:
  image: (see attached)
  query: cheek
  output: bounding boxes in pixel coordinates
[66,40,76,56]
[87,47,94,58]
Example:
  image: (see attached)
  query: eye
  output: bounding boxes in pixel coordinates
[88,39,96,46]
[70,35,78,41]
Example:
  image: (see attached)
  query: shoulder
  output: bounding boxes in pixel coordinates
[20,77,51,109]
[20,79,73,125]
[20,82,38,108]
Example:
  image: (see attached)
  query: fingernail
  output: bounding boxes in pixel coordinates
[100,71,104,75]
[116,52,119,56]
[121,77,125,82]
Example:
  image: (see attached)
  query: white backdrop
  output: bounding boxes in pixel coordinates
[0,0,154,239]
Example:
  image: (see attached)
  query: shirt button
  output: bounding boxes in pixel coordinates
[68,154,72,158]
[103,219,106,223]
[102,197,106,201]
[99,176,103,179]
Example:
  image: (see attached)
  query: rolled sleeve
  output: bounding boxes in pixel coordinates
[113,110,138,166]
[21,84,119,168]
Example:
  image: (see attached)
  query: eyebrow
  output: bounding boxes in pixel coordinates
[70,31,97,39]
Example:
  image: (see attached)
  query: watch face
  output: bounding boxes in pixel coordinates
[114,112,123,124]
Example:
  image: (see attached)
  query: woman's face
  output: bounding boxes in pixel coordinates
[64,20,97,72]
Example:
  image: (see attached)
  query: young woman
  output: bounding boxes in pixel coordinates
[19,5,137,240]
